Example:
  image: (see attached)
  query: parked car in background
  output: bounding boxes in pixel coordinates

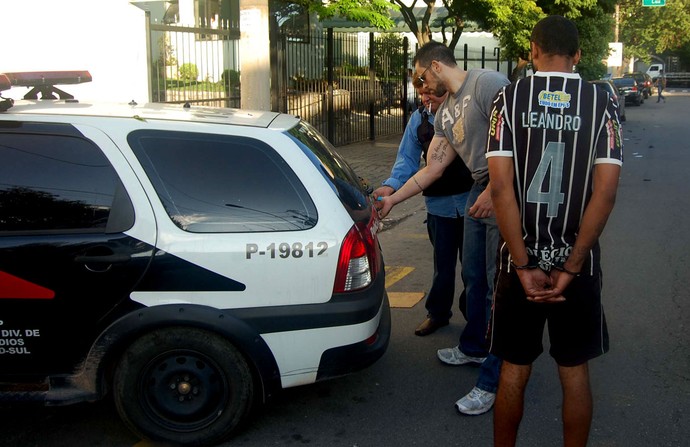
[612,76,644,106]
[591,79,626,122]
[624,72,654,99]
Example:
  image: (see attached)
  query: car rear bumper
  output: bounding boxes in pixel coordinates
[316,292,391,381]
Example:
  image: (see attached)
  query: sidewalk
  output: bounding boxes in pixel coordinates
[334,134,426,230]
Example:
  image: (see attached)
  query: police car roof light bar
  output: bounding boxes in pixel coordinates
[0,74,14,112]
[1,70,92,100]
[0,74,11,92]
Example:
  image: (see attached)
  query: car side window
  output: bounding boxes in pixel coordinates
[127,130,318,233]
[0,127,133,234]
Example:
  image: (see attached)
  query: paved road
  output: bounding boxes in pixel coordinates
[2,93,690,447]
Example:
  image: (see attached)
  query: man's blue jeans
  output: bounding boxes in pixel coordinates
[459,182,501,393]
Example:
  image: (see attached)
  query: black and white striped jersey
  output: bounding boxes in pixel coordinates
[486,71,623,271]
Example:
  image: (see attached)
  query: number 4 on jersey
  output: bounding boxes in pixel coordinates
[526,142,565,217]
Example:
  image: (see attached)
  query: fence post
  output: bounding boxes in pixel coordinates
[463,44,468,71]
[481,46,486,69]
[145,11,153,102]
[369,32,375,141]
[402,36,409,130]
[327,28,335,143]
[494,47,501,72]
[269,16,280,112]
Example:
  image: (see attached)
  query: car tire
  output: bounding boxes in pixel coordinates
[113,327,254,446]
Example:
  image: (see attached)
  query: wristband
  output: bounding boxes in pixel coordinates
[510,259,538,270]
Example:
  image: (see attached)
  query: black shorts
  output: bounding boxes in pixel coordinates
[488,267,609,367]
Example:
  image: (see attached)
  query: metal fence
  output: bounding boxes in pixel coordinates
[272,30,410,146]
[147,17,510,147]
[147,18,241,108]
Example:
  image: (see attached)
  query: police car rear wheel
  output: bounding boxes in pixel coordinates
[113,327,254,445]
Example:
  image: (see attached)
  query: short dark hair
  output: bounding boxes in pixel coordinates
[413,41,457,68]
[531,15,579,57]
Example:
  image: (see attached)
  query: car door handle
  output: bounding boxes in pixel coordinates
[74,253,131,264]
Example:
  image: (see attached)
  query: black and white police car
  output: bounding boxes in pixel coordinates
[0,71,390,445]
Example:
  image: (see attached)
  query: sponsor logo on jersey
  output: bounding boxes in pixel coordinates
[490,108,502,140]
[538,90,571,108]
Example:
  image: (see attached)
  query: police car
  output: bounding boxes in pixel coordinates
[0,71,390,445]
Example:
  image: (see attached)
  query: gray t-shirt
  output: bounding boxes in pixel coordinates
[434,69,510,183]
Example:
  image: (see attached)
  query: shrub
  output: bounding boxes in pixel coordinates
[179,63,199,82]
[221,69,241,87]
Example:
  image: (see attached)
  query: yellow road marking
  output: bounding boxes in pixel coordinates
[389,292,425,308]
[385,266,415,288]
[385,266,425,308]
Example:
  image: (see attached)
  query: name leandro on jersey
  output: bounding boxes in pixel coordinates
[521,90,581,131]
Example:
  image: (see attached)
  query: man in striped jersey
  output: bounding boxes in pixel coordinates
[486,16,623,446]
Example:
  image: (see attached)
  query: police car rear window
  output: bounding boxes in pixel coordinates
[285,122,369,218]
[128,130,318,233]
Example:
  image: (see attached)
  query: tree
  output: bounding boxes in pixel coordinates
[281,0,398,29]
[573,7,615,80]
[619,0,690,67]
[390,0,614,80]
[388,0,494,49]
[484,0,615,80]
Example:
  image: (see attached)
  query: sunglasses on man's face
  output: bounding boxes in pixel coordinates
[415,63,433,86]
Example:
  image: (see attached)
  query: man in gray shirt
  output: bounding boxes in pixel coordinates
[377,41,509,415]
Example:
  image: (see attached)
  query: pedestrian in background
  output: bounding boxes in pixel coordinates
[374,83,473,337]
[486,15,623,446]
[656,69,666,103]
[376,41,510,416]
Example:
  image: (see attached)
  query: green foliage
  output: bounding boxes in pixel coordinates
[391,0,615,80]
[374,33,406,79]
[157,35,177,66]
[279,0,397,30]
[572,8,614,81]
[486,0,544,62]
[619,0,690,64]
[179,63,199,82]
[221,69,241,87]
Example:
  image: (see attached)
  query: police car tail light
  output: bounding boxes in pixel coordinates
[334,212,381,293]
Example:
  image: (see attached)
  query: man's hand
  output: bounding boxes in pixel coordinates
[373,185,394,201]
[468,186,494,218]
[375,195,394,219]
[516,269,566,303]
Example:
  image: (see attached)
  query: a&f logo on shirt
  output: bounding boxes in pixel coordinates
[538,90,571,108]
[441,95,471,143]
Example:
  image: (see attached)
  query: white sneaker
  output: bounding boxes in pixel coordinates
[437,346,487,366]
[455,387,496,415]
